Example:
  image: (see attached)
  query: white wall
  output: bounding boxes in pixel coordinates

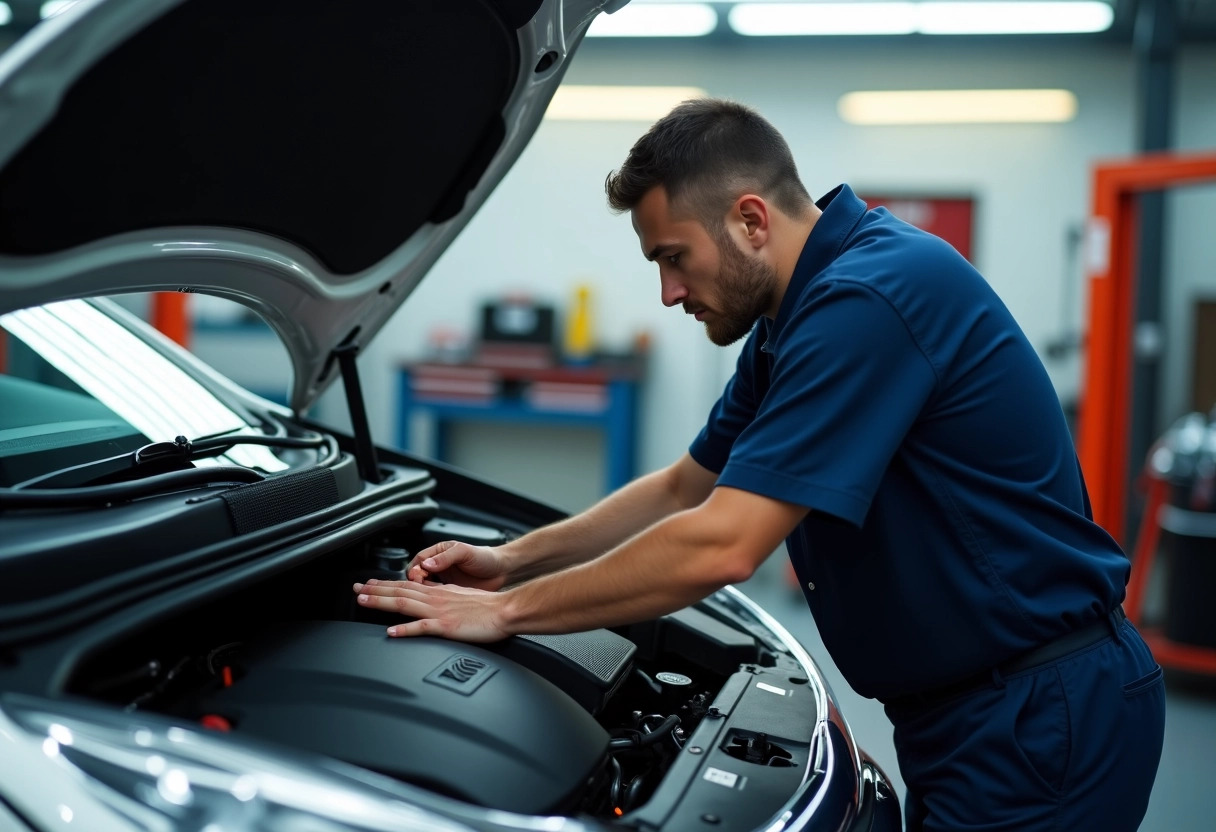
[312,36,1215,509]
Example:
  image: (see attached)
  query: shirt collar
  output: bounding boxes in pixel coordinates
[762,184,867,353]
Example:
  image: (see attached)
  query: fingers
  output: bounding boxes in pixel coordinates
[352,581,506,642]
[355,582,430,617]
[413,540,462,575]
[387,618,441,638]
[353,580,440,596]
[365,581,443,594]
[404,540,461,583]
[354,579,406,593]
[406,565,446,584]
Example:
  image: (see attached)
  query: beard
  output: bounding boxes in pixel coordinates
[698,236,779,347]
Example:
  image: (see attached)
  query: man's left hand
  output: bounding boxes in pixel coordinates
[353,579,510,642]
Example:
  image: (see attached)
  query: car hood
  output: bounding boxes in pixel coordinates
[0,0,627,413]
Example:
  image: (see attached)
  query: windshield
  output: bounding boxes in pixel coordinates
[0,298,287,487]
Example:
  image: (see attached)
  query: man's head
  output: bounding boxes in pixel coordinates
[605,99,816,346]
[605,98,811,229]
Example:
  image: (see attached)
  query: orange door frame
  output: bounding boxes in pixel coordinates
[1078,150,1216,675]
[1078,150,1216,543]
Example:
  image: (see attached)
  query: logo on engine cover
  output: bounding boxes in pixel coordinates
[425,654,498,695]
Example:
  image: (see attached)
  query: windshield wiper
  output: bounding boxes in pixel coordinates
[0,432,336,510]
[10,432,329,491]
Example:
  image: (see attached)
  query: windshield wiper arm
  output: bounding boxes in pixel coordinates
[12,436,195,491]
[12,433,328,491]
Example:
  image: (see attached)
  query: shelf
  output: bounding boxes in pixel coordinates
[396,360,643,495]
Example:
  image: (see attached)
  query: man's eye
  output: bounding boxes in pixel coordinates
[667,254,680,266]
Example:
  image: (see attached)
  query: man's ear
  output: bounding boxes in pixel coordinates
[732,194,770,250]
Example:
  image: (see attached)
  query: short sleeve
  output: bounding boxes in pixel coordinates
[716,280,938,526]
[688,327,769,474]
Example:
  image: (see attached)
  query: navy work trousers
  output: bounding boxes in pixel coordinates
[884,616,1165,831]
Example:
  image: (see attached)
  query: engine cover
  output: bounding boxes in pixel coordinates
[198,620,609,813]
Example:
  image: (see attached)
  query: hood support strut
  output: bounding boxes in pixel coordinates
[334,342,382,484]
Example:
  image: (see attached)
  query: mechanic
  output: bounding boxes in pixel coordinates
[354,98,1165,831]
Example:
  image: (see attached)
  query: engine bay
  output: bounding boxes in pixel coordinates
[59,517,821,832]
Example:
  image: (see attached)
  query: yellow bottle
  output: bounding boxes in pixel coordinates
[564,283,595,365]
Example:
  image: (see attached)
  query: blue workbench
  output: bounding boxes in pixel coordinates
[396,360,642,495]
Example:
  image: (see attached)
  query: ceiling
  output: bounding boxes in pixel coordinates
[1,1,1213,53]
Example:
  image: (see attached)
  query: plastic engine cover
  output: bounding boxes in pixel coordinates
[198,620,609,813]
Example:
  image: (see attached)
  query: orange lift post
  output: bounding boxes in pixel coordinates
[1078,150,1216,674]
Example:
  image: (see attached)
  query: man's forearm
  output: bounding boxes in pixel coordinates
[499,453,719,584]
[501,508,738,633]
[501,464,693,583]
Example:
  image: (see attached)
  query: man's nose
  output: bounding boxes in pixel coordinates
[660,272,688,308]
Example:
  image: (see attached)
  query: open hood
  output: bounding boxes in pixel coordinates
[0,0,628,413]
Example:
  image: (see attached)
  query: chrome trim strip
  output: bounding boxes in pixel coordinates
[715,586,864,832]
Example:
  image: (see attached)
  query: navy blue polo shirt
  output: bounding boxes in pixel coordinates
[689,184,1129,701]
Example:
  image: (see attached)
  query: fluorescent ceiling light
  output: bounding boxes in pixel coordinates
[588,3,717,37]
[0,3,11,26]
[41,0,79,18]
[730,1,1113,36]
[918,2,1113,34]
[545,85,708,121]
[838,89,1078,124]
[731,3,917,35]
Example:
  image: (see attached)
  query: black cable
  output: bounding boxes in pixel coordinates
[191,433,327,454]
[193,433,339,469]
[639,713,669,731]
[608,714,681,750]
[204,642,242,676]
[633,667,663,695]
[623,773,646,811]
[317,434,341,467]
[609,756,623,807]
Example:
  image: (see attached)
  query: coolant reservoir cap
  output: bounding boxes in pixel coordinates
[656,671,692,686]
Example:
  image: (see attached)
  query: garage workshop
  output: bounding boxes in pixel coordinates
[0,2,1214,831]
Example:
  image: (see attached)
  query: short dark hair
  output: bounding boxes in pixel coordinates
[605,98,813,230]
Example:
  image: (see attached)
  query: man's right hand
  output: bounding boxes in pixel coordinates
[407,540,510,591]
